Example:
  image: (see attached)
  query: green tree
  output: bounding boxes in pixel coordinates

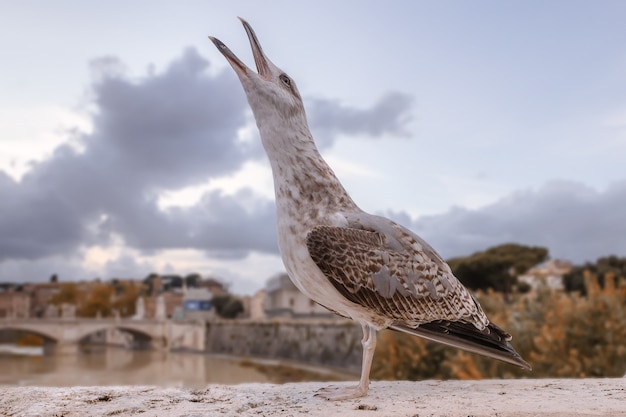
[447,243,548,297]
[212,294,244,319]
[563,255,626,294]
[143,273,159,295]
[185,273,201,288]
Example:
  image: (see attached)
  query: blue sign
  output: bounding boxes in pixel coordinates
[184,300,212,311]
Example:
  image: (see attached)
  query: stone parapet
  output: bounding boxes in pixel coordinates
[1,379,623,416]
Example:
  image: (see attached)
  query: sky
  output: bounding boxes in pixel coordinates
[1,1,625,294]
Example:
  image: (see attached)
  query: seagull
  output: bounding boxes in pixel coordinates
[209,18,531,401]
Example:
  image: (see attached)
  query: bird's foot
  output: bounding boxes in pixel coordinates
[315,383,368,401]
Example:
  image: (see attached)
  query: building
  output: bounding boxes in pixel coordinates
[518,259,573,291]
[263,273,334,318]
[26,282,60,318]
[0,287,31,319]
[246,290,267,320]
[141,274,227,318]
[197,277,228,297]
[141,290,184,319]
[182,288,215,320]
[0,274,229,321]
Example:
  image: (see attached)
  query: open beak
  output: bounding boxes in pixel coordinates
[209,17,271,80]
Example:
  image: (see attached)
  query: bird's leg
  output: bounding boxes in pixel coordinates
[316,323,377,401]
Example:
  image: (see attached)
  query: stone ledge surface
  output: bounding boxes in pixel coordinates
[1,379,624,417]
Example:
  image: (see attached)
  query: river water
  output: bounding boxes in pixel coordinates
[0,346,272,387]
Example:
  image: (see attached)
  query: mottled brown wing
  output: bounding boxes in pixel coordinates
[306,225,488,327]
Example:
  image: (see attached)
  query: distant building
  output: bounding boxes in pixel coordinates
[246,290,267,320]
[142,274,227,319]
[264,273,334,318]
[518,259,572,291]
[183,288,215,320]
[0,274,230,321]
[25,282,60,318]
[198,277,228,297]
[142,290,184,319]
[0,288,30,319]
[60,303,76,319]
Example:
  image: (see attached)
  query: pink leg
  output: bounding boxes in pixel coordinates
[316,323,377,401]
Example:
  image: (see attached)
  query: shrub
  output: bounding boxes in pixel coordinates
[372,272,626,380]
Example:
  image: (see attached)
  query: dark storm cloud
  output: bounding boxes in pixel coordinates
[0,48,413,266]
[404,180,626,263]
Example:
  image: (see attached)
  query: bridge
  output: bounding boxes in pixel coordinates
[0,318,206,354]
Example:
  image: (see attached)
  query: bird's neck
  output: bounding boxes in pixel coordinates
[258,116,358,214]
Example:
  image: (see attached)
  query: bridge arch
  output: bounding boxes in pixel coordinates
[0,324,60,344]
[75,324,162,349]
[74,325,152,342]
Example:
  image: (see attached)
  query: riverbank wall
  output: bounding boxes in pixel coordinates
[205,319,363,372]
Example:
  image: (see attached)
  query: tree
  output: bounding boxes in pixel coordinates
[212,294,244,319]
[49,283,81,306]
[143,273,159,295]
[373,329,448,380]
[78,282,114,317]
[447,243,548,298]
[185,273,201,288]
[111,281,142,317]
[522,272,626,377]
[374,272,626,380]
[563,255,626,294]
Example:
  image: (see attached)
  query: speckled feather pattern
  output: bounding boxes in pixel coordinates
[306,224,489,329]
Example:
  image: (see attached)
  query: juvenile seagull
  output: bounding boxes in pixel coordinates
[210,19,530,400]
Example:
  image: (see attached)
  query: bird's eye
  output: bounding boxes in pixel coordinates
[279,74,291,88]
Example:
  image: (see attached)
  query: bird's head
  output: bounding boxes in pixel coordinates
[210,18,305,124]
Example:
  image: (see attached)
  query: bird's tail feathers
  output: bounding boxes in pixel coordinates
[390,320,531,370]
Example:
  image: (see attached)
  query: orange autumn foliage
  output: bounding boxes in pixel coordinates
[372,272,626,380]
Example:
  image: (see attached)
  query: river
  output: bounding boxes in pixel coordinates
[0,344,355,387]
[0,345,274,387]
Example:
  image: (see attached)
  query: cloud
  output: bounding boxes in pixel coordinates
[403,180,626,263]
[101,188,278,257]
[0,169,89,260]
[307,92,414,148]
[100,253,159,280]
[183,188,277,255]
[1,47,252,263]
[0,47,413,274]
[3,46,623,285]
[87,48,251,189]
[0,254,96,284]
